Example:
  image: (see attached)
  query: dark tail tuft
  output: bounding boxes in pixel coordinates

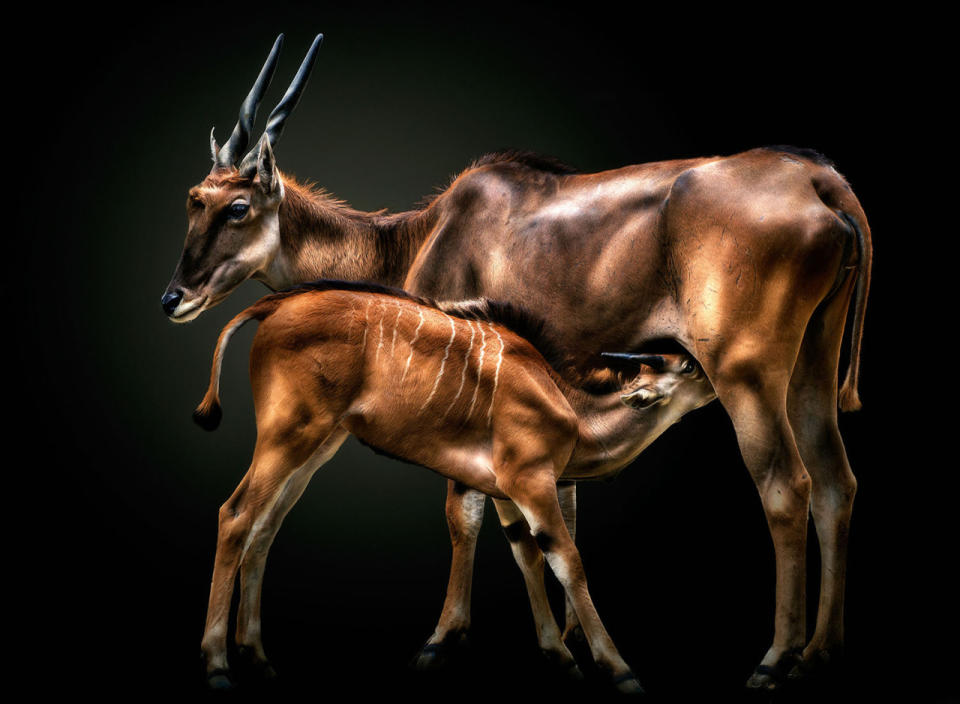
[838,385,862,413]
[193,400,223,431]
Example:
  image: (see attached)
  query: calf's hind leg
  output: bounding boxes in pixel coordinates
[501,469,642,694]
[200,419,344,688]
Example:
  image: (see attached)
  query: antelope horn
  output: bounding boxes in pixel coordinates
[600,352,667,370]
[239,33,324,175]
[216,34,285,168]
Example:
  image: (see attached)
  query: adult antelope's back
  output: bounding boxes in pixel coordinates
[163,34,871,694]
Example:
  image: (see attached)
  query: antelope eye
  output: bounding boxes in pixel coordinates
[681,360,697,374]
[228,202,249,219]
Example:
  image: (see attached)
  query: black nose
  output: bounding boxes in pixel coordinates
[161,290,183,316]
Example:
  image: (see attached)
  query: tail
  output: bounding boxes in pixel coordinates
[837,208,872,412]
[193,298,283,431]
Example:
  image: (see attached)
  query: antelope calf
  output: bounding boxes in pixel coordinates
[194,280,715,692]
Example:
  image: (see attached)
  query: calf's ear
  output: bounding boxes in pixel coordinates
[621,386,664,409]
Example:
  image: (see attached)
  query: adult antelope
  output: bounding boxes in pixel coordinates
[193,281,716,692]
[163,34,872,692]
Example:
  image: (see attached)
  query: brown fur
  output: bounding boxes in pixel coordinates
[166,146,872,690]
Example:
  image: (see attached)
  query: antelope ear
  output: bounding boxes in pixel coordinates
[257,135,279,194]
[621,386,664,409]
[209,127,220,163]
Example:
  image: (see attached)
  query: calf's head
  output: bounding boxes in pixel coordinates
[603,352,716,411]
[161,34,322,322]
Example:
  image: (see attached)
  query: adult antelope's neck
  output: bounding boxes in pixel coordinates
[262,175,437,290]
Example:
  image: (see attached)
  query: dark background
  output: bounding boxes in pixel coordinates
[10,3,954,702]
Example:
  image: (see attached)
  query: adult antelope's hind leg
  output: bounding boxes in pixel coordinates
[200,421,342,688]
[502,469,643,694]
[234,430,350,681]
[787,280,859,681]
[412,480,485,670]
[557,482,584,646]
[492,498,582,679]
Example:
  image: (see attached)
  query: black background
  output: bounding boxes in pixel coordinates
[10,3,954,702]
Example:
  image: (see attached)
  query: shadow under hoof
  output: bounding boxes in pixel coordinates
[205,669,236,691]
[786,648,846,694]
[611,671,646,696]
[235,646,279,685]
[410,633,471,672]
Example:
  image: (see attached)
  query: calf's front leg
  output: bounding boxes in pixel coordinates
[492,498,581,678]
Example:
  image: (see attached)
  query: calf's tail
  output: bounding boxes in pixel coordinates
[193,298,283,431]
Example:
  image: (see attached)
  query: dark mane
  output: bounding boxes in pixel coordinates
[436,298,571,374]
[762,145,836,169]
[469,150,578,175]
[259,279,573,378]
[417,150,577,211]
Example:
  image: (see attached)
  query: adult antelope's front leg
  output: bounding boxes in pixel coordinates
[492,498,581,678]
[413,480,485,669]
[502,469,643,694]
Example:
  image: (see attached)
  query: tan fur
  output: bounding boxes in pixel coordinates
[196,286,713,690]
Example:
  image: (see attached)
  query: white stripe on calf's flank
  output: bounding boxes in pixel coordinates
[465,323,488,420]
[419,315,457,412]
[486,323,504,424]
[375,301,386,363]
[359,299,372,353]
[442,319,476,418]
[391,304,403,356]
[401,308,425,384]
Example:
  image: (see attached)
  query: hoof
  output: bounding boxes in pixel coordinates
[611,670,645,696]
[410,633,469,671]
[787,647,844,687]
[205,668,236,690]
[745,648,804,694]
[540,648,584,681]
[236,646,278,683]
